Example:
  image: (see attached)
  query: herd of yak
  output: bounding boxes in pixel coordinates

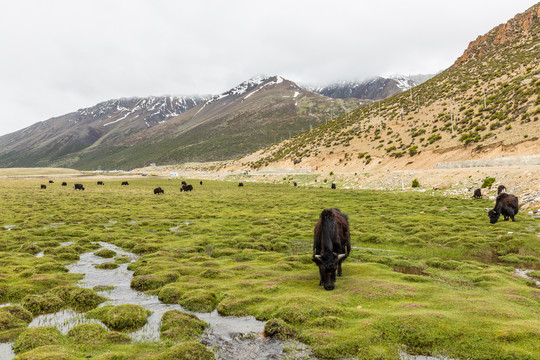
[38,179,519,291]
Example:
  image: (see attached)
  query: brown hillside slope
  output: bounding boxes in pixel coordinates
[228,3,540,174]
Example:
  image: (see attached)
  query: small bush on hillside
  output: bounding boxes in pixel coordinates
[412,179,420,188]
[481,177,496,188]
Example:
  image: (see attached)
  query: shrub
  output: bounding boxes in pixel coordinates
[412,179,420,188]
[95,249,116,258]
[481,177,496,188]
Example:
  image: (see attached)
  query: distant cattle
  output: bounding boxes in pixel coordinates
[181,184,193,192]
[238,182,244,187]
[121,181,129,186]
[486,193,519,224]
[181,181,187,186]
[312,208,351,291]
[331,183,336,190]
[97,181,104,185]
[73,183,85,191]
[497,185,506,195]
[61,182,67,186]
[40,185,46,189]
[293,182,297,187]
[200,181,203,185]
[154,187,164,194]
[49,180,54,184]
[473,188,482,199]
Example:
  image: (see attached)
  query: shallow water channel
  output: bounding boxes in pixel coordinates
[0,242,312,360]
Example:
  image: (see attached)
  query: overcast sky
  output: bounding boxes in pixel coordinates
[0,0,537,136]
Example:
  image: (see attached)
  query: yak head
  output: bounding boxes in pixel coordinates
[313,252,346,290]
[486,208,500,224]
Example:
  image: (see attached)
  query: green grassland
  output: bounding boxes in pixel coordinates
[1,178,539,359]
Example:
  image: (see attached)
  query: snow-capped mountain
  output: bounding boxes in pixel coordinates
[0,76,359,169]
[306,74,434,100]
[74,96,207,128]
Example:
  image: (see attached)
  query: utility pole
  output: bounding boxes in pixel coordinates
[483,88,487,108]
[451,113,454,135]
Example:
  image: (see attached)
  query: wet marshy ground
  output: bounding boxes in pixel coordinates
[1,242,313,360]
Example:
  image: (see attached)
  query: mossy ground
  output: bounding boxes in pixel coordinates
[1,178,539,359]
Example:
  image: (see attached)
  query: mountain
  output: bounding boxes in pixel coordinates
[237,4,540,172]
[0,76,360,169]
[306,74,434,100]
[0,96,207,168]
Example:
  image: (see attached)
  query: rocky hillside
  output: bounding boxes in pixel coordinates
[308,75,434,100]
[237,3,540,172]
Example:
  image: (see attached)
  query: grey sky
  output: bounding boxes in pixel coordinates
[0,0,537,136]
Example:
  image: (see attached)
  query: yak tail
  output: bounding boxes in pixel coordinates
[321,209,336,252]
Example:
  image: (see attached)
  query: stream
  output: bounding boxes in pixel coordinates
[0,242,312,360]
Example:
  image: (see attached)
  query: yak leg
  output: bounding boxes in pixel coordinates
[318,267,324,286]
[337,262,342,277]
[510,214,515,221]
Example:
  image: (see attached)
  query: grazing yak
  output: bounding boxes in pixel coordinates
[473,188,482,199]
[200,181,203,185]
[74,184,85,191]
[61,182,67,186]
[497,185,506,195]
[154,187,164,194]
[40,185,47,189]
[293,182,297,187]
[181,184,193,192]
[312,208,351,290]
[331,183,336,189]
[97,181,104,185]
[121,181,129,186]
[48,180,54,184]
[238,182,244,187]
[486,193,519,224]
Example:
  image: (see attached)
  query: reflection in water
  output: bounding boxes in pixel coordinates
[514,268,540,286]
[2,242,312,360]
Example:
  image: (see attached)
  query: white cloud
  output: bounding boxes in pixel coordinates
[0,0,537,136]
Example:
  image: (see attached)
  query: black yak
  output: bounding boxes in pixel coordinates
[293,182,297,187]
[61,182,67,186]
[121,181,129,186]
[181,184,193,192]
[73,184,85,190]
[313,208,351,290]
[497,185,506,195]
[40,185,46,189]
[487,193,519,224]
[473,188,482,199]
[97,181,104,185]
[238,182,244,187]
[331,183,336,189]
[154,187,164,194]
[200,181,203,185]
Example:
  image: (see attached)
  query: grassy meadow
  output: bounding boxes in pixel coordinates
[0,177,539,359]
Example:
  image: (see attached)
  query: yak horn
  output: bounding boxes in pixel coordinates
[314,255,321,260]
[337,253,347,260]
[484,208,490,212]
